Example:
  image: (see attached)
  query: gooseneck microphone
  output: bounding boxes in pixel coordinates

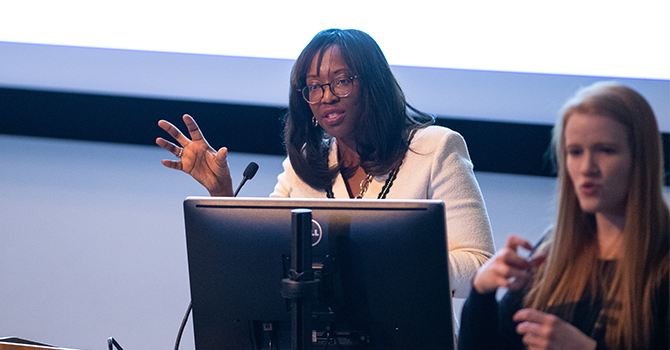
[108,337,124,350]
[233,162,259,197]
[174,161,259,350]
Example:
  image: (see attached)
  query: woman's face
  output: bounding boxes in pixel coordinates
[306,45,360,145]
[565,113,633,218]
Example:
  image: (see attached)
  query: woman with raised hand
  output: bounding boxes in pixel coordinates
[157,29,495,298]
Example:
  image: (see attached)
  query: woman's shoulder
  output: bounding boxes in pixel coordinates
[409,125,468,157]
[411,125,464,146]
[414,125,459,138]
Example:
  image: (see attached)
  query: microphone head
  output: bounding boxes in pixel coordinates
[243,162,259,180]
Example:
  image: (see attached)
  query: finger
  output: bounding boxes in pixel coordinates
[502,249,533,270]
[492,257,525,279]
[473,256,510,293]
[513,308,548,324]
[158,119,191,145]
[529,254,547,268]
[505,264,536,288]
[475,260,527,293]
[521,332,544,350]
[182,114,206,142]
[215,147,229,167]
[516,320,541,336]
[156,138,183,156]
[505,235,533,252]
[506,271,532,290]
[161,159,183,171]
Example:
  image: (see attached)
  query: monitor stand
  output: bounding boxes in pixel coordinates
[281,209,320,350]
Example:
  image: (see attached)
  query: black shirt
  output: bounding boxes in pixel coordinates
[458,260,669,350]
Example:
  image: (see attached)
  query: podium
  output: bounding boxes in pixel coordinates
[0,337,80,350]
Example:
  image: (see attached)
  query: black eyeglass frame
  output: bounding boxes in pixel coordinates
[299,76,358,104]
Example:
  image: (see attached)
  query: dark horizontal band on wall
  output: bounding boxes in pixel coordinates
[1,87,668,184]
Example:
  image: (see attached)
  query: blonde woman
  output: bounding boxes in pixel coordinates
[458,82,669,350]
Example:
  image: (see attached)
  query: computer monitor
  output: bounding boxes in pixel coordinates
[183,196,454,350]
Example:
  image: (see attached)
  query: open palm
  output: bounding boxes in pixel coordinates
[156,114,233,196]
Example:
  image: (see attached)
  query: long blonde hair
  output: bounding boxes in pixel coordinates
[525,82,669,350]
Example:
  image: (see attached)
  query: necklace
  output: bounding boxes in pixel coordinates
[326,167,399,200]
[324,128,417,200]
[355,174,374,199]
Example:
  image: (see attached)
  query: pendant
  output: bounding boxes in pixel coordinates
[356,174,374,199]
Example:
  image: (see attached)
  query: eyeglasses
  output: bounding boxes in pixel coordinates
[299,76,358,104]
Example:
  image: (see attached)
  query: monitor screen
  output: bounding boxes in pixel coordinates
[183,197,454,350]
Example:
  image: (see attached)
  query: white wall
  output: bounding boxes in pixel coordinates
[1,134,668,350]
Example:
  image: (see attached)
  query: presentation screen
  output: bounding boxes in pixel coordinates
[1,0,668,131]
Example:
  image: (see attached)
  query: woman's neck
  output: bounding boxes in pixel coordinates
[337,139,371,198]
[337,139,359,169]
[595,212,625,259]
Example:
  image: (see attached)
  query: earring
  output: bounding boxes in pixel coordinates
[312,116,319,127]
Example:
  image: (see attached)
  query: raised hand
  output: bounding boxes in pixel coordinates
[156,114,233,197]
[472,235,546,294]
[513,309,597,350]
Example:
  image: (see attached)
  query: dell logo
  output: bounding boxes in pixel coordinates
[311,219,322,246]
